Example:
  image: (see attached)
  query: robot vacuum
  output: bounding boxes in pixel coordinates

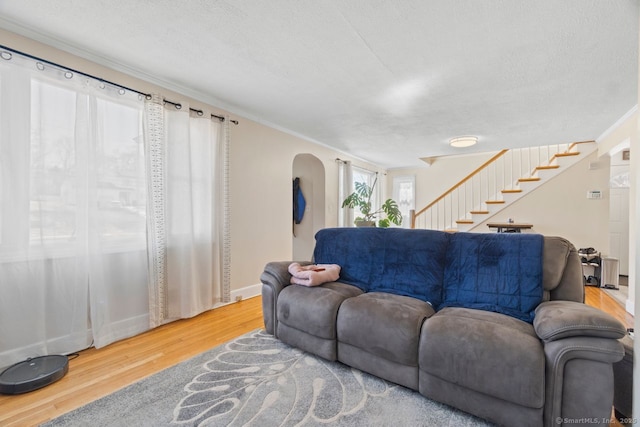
[0,355,68,394]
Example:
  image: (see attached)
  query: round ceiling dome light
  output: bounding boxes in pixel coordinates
[449,136,478,148]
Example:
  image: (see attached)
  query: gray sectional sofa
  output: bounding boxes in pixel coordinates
[260,228,626,426]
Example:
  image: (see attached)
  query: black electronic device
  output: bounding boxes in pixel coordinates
[0,355,68,394]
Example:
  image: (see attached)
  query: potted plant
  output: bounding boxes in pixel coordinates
[341,177,402,228]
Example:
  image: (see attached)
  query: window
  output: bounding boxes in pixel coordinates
[1,77,146,255]
[392,175,415,228]
[350,166,378,224]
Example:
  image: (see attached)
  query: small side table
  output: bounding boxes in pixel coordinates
[486,223,533,233]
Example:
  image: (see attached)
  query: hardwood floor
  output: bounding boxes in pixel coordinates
[585,285,634,329]
[0,296,264,427]
[0,287,633,426]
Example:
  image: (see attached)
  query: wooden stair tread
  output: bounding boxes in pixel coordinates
[456,219,473,224]
[444,229,458,233]
[470,210,489,215]
[554,151,580,157]
[518,177,541,182]
[536,165,560,170]
[485,200,505,204]
[501,189,522,194]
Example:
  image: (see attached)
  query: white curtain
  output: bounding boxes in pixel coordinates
[0,54,150,366]
[145,96,226,326]
[337,160,352,227]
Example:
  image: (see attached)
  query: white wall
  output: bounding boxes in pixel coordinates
[633,10,640,421]
[476,152,610,251]
[599,109,639,314]
[608,144,631,276]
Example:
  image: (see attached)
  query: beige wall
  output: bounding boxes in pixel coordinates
[229,118,382,290]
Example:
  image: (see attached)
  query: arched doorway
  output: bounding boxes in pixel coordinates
[292,154,325,261]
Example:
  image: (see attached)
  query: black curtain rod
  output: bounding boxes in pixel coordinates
[0,44,238,125]
[0,44,148,97]
[162,99,238,124]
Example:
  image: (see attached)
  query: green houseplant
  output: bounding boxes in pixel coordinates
[341,177,402,228]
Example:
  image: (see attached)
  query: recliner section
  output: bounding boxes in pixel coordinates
[337,292,435,389]
[276,281,362,360]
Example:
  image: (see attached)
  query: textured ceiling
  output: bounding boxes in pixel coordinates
[0,0,638,168]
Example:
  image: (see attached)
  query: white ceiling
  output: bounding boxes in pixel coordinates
[0,0,638,169]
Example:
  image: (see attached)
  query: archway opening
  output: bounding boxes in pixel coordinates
[292,154,325,261]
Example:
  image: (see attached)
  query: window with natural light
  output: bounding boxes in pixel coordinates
[28,80,146,249]
[351,166,378,221]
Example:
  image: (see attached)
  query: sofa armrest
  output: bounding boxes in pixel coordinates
[535,301,626,426]
[534,300,626,342]
[260,261,313,335]
[542,335,625,426]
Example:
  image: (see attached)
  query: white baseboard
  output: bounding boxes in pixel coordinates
[626,299,634,316]
[230,283,262,303]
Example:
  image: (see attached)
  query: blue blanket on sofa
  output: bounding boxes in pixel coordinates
[441,232,543,322]
[313,228,544,322]
[313,228,448,307]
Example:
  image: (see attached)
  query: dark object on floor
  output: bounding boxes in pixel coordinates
[0,355,68,394]
[613,333,633,425]
[585,275,600,287]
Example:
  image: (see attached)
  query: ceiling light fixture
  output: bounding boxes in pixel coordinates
[449,136,478,148]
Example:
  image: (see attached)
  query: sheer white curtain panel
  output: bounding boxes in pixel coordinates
[0,55,149,367]
[337,160,352,227]
[145,96,225,326]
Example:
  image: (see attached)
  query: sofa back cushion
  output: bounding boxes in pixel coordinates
[313,228,448,307]
[543,236,584,303]
[441,232,544,322]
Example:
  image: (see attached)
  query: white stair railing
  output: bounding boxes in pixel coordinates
[411,142,588,231]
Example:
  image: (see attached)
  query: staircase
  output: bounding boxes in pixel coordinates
[410,140,597,232]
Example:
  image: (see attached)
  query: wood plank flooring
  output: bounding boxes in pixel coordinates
[0,297,264,426]
[0,287,633,427]
[585,285,634,329]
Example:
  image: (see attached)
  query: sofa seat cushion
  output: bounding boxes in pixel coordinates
[419,307,545,409]
[313,228,448,307]
[442,232,544,322]
[337,292,435,366]
[277,281,363,340]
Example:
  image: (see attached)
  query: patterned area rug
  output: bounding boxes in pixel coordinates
[43,330,493,426]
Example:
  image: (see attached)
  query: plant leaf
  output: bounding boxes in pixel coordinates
[354,181,371,199]
[341,192,360,208]
[381,199,402,226]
